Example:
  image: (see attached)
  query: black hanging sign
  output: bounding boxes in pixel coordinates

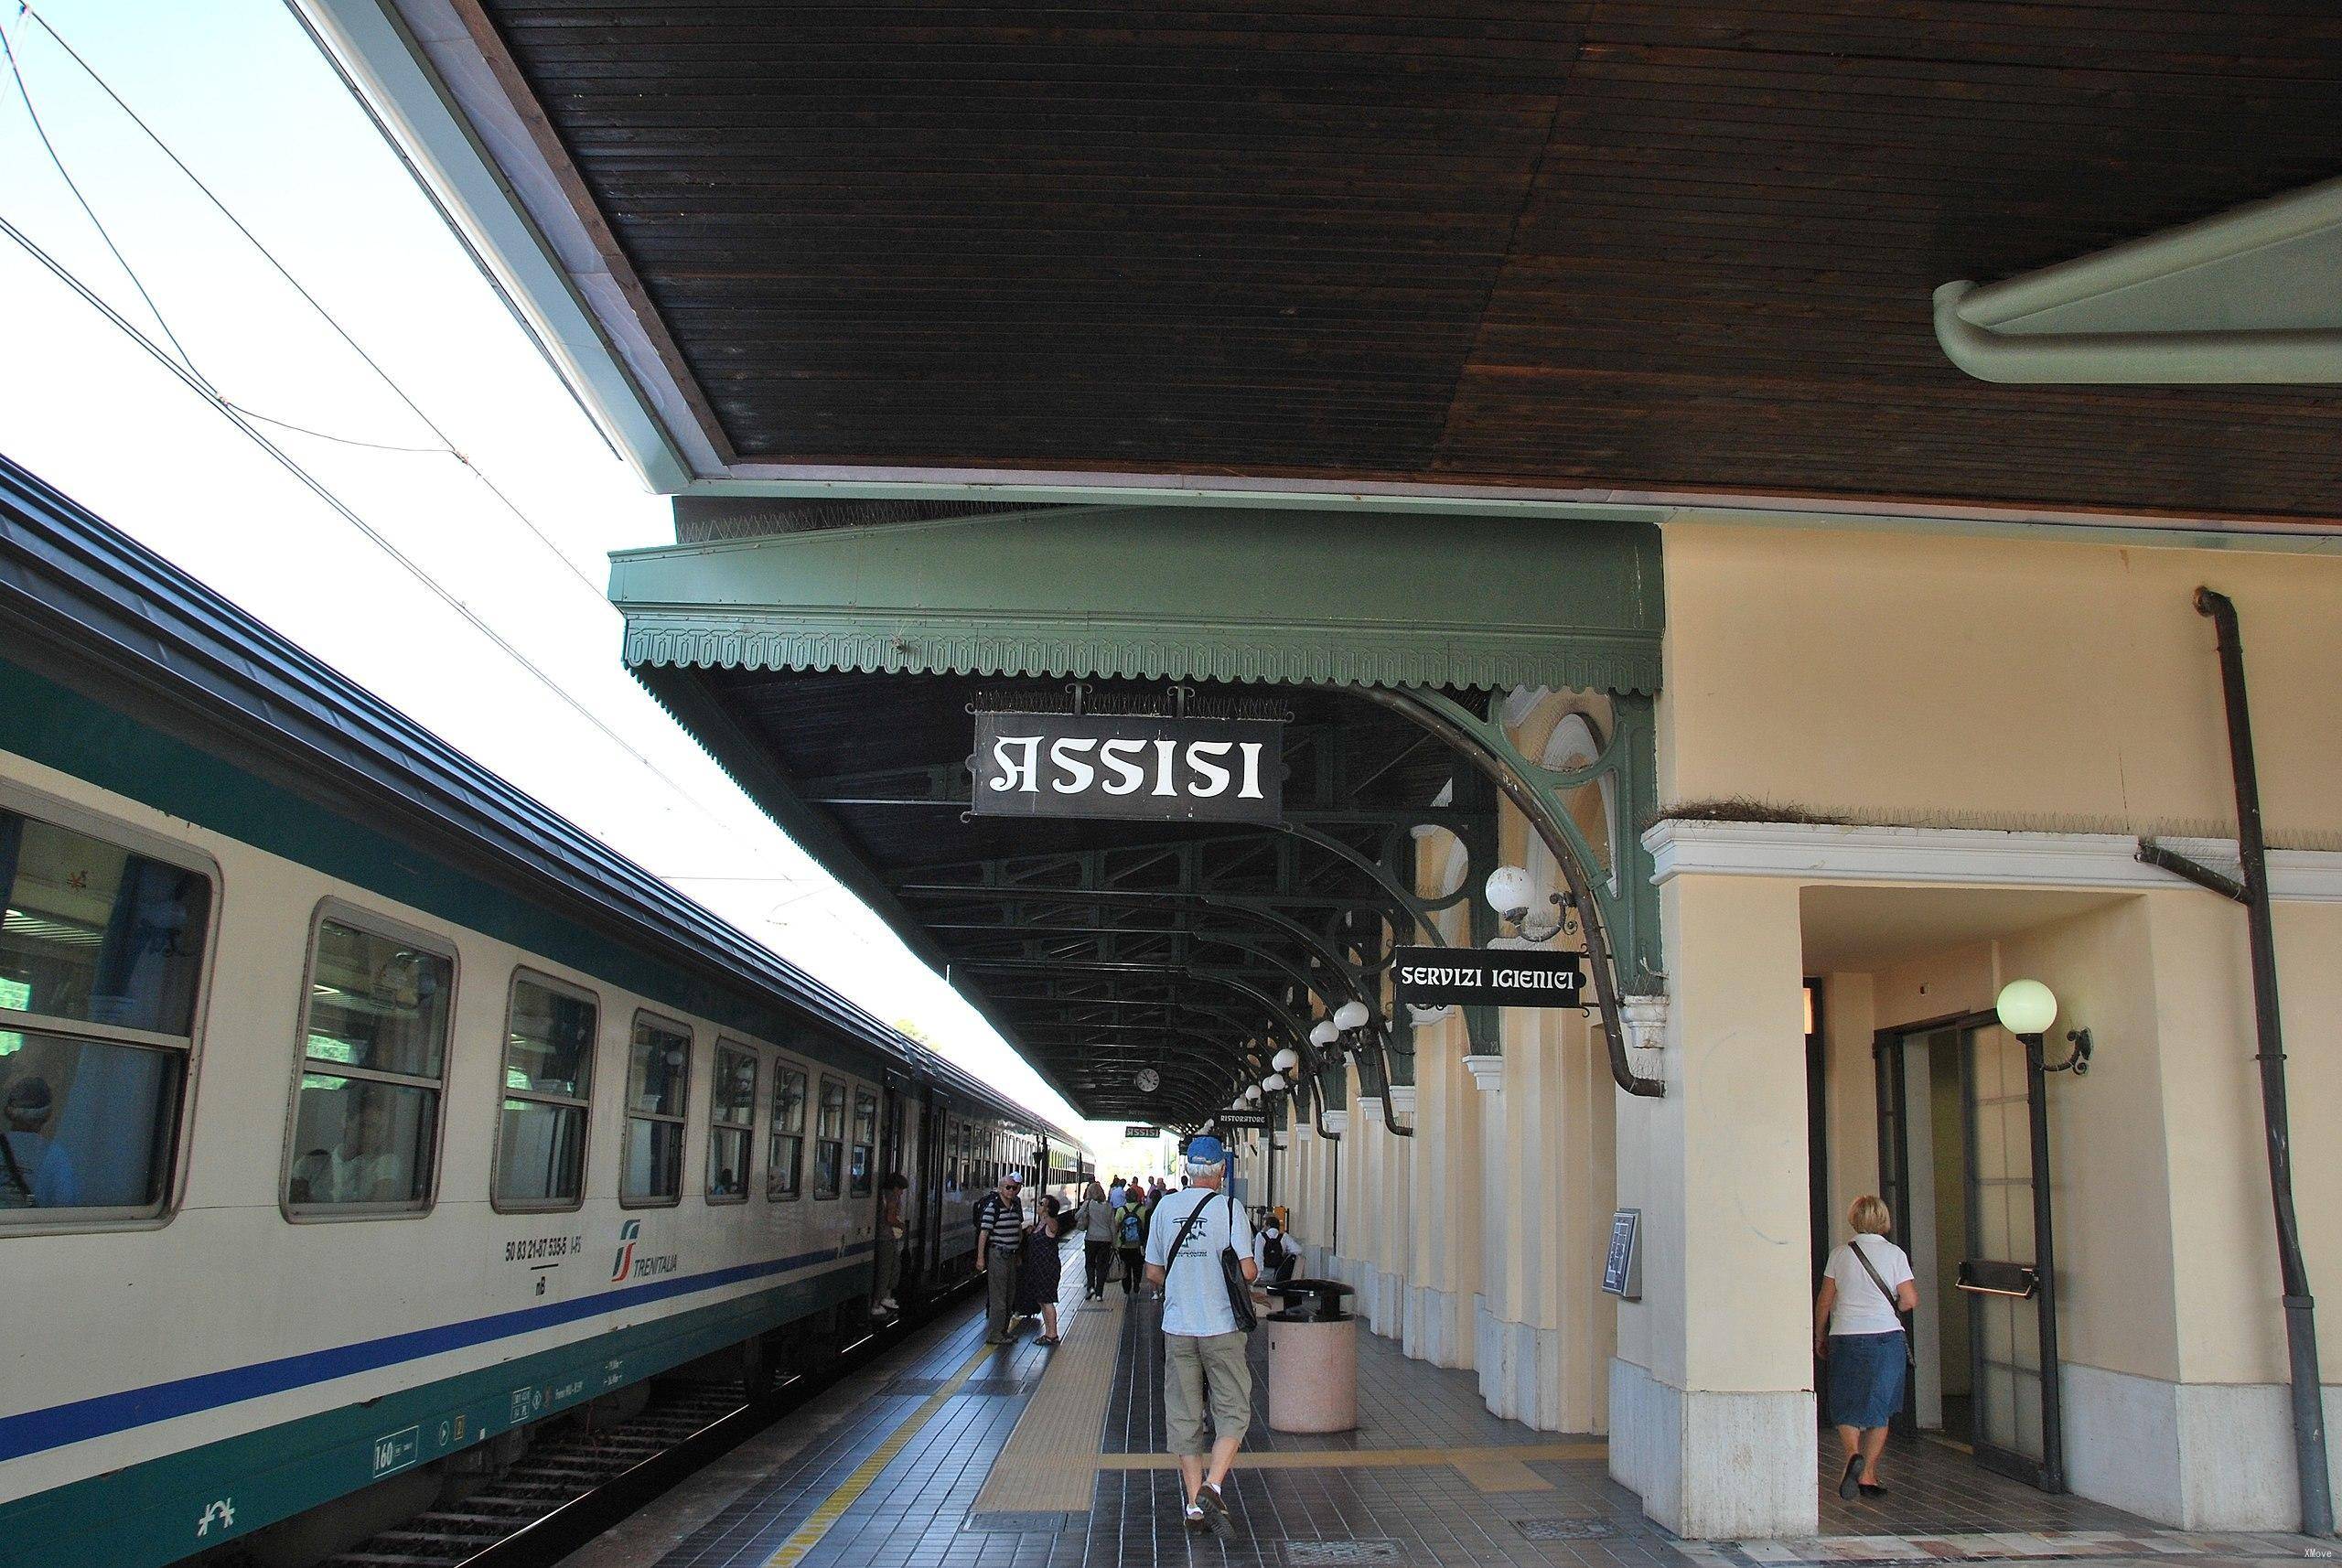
[1391,945,1585,1008]
[1198,1112,1268,1131]
[972,712,1283,824]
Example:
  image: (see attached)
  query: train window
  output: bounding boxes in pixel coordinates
[622,1013,692,1207]
[768,1062,806,1200]
[813,1076,846,1201]
[707,1042,756,1203]
[493,973,596,1210]
[850,1088,877,1198]
[0,807,213,1220]
[285,912,454,1216]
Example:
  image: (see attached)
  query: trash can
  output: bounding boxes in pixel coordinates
[1264,1279,1357,1433]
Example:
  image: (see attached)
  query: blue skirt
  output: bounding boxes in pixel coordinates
[1827,1331,1907,1428]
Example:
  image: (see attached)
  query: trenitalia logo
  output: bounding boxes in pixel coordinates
[610,1219,640,1282]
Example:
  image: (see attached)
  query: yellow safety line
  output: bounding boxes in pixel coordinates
[760,1337,1003,1568]
[1094,1442,1602,1471]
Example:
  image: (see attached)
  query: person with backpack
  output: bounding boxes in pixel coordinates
[973,1170,1026,1345]
[1143,1135,1257,1537]
[1113,1187,1150,1297]
[1253,1219,1298,1286]
[1813,1194,1919,1500]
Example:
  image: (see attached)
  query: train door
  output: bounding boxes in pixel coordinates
[877,1075,911,1303]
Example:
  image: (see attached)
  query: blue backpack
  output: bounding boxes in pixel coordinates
[1117,1202,1144,1244]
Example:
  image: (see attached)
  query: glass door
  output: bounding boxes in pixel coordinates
[1875,1015,2066,1491]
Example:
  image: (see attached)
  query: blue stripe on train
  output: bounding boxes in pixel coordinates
[0,1240,874,1463]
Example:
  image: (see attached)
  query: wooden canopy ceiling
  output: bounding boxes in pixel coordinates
[461,1,2342,524]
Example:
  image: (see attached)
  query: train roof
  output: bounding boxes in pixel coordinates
[0,453,1083,1152]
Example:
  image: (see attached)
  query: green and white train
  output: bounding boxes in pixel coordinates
[0,456,1090,1566]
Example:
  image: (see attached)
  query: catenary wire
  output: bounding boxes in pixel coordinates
[0,207,705,804]
[10,2,607,596]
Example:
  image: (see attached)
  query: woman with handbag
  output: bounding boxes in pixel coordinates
[1813,1195,1919,1500]
[1017,1193,1067,1346]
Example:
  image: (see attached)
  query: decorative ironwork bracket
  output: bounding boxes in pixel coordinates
[1357,687,1666,1098]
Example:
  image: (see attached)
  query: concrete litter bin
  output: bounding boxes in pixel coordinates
[1264,1279,1358,1433]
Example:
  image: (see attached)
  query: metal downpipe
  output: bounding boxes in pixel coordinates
[2197,587,2333,1537]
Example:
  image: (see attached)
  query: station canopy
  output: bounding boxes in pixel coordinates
[310,0,2342,1116]
[614,505,1662,1125]
[319,0,2342,528]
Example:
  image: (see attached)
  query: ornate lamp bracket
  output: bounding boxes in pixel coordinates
[1356,686,1666,1098]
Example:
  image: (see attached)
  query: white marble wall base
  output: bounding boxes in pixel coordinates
[2061,1363,2342,1530]
[1475,1297,1563,1430]
[1608,1357,1816,1539]
[1404,1283,1465,1367]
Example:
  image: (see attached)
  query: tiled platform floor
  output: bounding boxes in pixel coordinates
[564,1244,2330,1568]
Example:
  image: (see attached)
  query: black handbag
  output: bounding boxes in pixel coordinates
[1165,1191,1258,1333]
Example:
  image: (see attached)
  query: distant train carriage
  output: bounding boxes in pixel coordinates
[0,457,1087,1568]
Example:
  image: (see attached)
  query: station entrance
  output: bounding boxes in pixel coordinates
[1874,1015,2062,1490]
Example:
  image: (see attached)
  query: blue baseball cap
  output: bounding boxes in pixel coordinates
[1185,1134,1227,1164]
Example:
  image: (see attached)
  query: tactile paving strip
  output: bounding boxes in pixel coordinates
[969,1295,1127,1516]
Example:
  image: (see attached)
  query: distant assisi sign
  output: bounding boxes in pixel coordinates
[1391,945,1585,1008]
[972,712,1283,824]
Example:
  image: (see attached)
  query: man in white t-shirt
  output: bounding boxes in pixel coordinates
[1144,1135,1257,1537]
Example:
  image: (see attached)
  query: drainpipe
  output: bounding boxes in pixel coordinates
[1934,175,2342,384]
[2137,587,2333,1536]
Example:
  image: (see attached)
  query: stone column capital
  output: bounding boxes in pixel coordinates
[1355,1096,1384,1120]
[1321,1110,1349,1133]
[1387,1085,1416,1113]
[1620,993,1670,1079]
[1462,1054,1505,1093]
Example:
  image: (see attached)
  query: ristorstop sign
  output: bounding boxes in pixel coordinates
[972,712,1283,824]
[1391,945,1585,1008]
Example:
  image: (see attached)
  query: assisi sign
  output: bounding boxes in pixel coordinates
[972,712,1283,824]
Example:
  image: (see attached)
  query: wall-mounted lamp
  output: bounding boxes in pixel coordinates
[1262,1072,1288,1093]
[1332,999,1371,1033]
[1995,978,2092,1074]
[1242,1084,1262,1103]
[1271,1047,1300,1074]
[1309,1018,1340,1049]
[1484,864,1568,944]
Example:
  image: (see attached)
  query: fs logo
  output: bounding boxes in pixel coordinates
[610,1219,640,1282]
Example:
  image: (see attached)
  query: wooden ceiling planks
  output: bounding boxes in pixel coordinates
[477,0,2342,520]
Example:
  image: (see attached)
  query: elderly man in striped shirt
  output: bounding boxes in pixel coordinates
[973,1169,1026,1344]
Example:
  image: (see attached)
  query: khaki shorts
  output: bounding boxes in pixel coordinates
[1163,1330,1252,1455]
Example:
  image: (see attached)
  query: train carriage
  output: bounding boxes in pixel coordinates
[0,456,1085,1568]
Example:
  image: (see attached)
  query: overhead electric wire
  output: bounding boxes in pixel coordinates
[0,2,812,874]
[10,1,605,597]
[0,207,704,803]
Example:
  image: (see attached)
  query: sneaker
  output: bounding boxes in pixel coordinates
[1183,1504,1206,1531]
[1196,1482,1233,1539]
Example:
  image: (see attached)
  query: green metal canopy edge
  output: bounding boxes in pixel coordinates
[610,504,1664,696]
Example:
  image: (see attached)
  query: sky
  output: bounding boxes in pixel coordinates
[0,0,1126,1149]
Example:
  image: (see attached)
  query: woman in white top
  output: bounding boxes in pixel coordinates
[1813,1195,1919,1500]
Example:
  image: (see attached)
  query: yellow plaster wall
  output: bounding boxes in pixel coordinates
[1660,525,2342,841]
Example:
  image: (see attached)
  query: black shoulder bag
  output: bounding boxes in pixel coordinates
[1165,1192,1258,1333]
[1849,1236,1917,1367]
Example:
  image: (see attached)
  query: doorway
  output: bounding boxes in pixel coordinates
[1874,1014,2066,1491]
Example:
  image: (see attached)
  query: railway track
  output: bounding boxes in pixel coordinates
[315,1291,970,1568]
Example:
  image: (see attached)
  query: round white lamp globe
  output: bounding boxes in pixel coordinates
[1272,1047,1299,1073]
[1333,999,1370,1032]
[1484,864,1535,917]
[1995,978,2058,1036]
[1309,1019,1340,1047]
